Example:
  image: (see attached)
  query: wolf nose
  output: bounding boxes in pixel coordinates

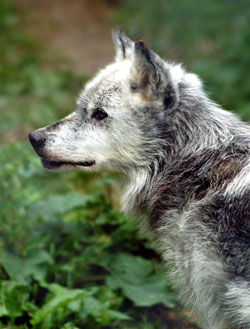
[29,130,46,148]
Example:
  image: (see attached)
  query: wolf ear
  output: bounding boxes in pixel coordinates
[131,40,160,91]
[112,28,133,62]
[130,40,178,107]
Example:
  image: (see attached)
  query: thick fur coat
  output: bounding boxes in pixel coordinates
[29,30,250,329]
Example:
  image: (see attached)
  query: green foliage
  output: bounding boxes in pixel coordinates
[30,283,130,327]
[2,248,52,284]
[114,0,250,121]
[106,254,174,308]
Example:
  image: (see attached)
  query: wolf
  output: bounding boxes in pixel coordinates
[29,29,250,329]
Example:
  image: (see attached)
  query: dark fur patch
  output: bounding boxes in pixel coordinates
[112,28,132,60]
[135,40,151,63]
[164,84,176,109]
[119,34,126,59]
[46,120,64,131]
[130,83,140,92]
[143,144,248,230]
[197,190,250,279]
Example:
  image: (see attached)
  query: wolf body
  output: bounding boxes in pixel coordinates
[29,30,250,329]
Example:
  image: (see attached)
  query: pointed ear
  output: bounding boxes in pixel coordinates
[129,40,161,101]
[131,40,160,90]
[130,40,179,108]
[112,28,133,62]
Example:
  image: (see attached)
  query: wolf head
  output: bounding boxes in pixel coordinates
[29,29,198,172]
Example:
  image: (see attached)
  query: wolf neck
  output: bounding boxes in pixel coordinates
[121,167,149,214]
[121,99,247,218]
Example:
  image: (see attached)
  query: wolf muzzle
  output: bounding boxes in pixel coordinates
[29,129,95,169]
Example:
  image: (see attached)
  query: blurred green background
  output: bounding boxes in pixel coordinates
[0,0,249,328]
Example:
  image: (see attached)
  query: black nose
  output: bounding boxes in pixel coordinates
[29,130,46,148]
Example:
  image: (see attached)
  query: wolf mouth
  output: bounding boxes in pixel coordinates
[41,159,95,169]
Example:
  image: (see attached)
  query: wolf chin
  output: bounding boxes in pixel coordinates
[29,29,250,329]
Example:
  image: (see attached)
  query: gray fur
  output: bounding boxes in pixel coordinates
[29,29,250,329]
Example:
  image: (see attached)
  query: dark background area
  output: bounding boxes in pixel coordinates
[0,0,249,328]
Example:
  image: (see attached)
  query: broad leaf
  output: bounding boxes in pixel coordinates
[106,254,175,308]
[2,247,52,283]
[27,192,102,220]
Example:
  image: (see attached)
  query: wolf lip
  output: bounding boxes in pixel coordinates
[41,159,95,169]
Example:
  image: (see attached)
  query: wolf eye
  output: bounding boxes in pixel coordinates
[92,108,108,121]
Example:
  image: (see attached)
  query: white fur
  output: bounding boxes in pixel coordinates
[225,159,250,197]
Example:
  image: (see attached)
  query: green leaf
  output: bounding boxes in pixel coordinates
[62,322,80,329]
[82,296,130,323]
[31,283,130,326]
[106,254,175,308]
[2,247,53,283]
[31,284,87,325]
[0,281,30,320]
[106,309,131,321]
[27,192,102,220]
